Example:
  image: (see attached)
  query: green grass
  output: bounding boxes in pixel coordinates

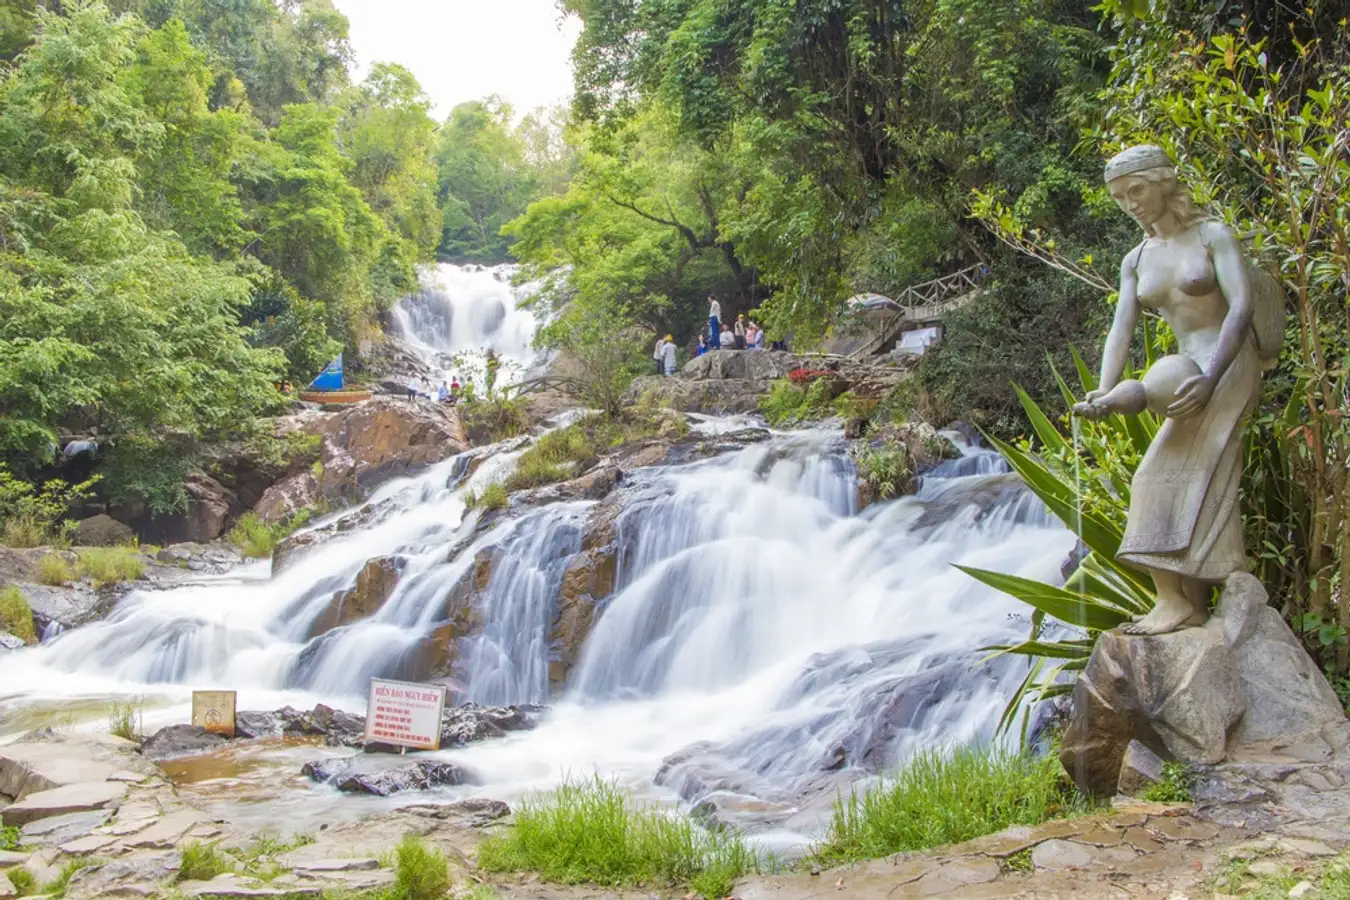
[1140,761,1195,803]
[1,516,47,549]
[75,547,144,587]
[1213,852,1350,899]
[228,510,314,560]
[0,585,35,643]
[810,746,1090,867]
[6,866,35,895]
[465,482,509,512]
[462,396,529,444]
[39,856,97,898]
[1,823,21,850]
[108,698,143,742]
[502,413,680,493]
[36,553,73,586]
[386,835,450,900]
[476,776,759,899]
[179,842,234,882]
[759,378,836,427]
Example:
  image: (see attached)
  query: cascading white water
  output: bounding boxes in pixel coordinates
[390,263,546,392]
[0,275,1076,849]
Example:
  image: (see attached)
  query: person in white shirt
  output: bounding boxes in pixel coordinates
[720,327,736,349]
[406,376,419,400]
[661,334,678,375]
[653,336,665,374]
[708,295,722,349]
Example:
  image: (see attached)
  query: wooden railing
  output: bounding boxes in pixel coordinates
[848,265,990,360]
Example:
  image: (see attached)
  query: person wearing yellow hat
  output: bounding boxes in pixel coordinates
[661,333,678,375]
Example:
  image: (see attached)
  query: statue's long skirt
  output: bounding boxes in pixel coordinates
[1117,335,1261,582]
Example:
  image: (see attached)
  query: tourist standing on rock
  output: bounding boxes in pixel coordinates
[734,315,747,349]
[720,324,736,349]
[437,382,450,403]
[406,375,419,401]
[654,334,666,374]
[450,376,461,404]
[662,334,678,375]
[708,295,722,349]
[696,334,708,356]
[485,349,500,398]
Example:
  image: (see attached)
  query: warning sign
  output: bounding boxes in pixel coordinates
[191,690,237,737]
[364,678,447,750]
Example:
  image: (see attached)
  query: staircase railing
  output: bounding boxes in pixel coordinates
[848,265,990,360]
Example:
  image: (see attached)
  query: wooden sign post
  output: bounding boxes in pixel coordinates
[364,678,446,751]
[191,690,237,737]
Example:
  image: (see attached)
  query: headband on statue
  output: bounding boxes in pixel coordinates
[1103,145,1174,183]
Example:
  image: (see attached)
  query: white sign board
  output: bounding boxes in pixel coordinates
[899,326,943,355]
[364,678,447,750]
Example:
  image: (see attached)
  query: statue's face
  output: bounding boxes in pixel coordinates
[1108,174,1167,229]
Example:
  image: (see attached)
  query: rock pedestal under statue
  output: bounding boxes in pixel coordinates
[1060,572,1349,797]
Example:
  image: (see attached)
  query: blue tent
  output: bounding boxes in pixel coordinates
[309,353,344,391]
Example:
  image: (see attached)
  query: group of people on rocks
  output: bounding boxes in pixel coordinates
[406,374,474,405]
[652,294,778,376]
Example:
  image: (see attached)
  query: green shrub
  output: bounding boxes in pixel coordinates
[388,835,450,900]
[811,746,1089,867]
[466,482,509,512]
[853,441,913,501]
[759,378,836,427]
[108,699,142,742]
[1,823,20,851]
[36,553,73,586]
[228,510,315,560]
[462,396,529,444]
[6,866,35,895]
[75,547,144,587]
[476,776,759,899]
[0,586,36,643]
[0,465,99,549]
[178,841,233,882]
[1140,762,1194,803]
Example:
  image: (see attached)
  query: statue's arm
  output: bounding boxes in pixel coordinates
[1097,248,1142,394]
[1202,221,1255,383]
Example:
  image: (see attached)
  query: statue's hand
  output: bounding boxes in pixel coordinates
[1167,374,1215,419]
[1072,400,1109,421]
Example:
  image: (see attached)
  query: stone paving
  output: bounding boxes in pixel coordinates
[3,730,1350,900]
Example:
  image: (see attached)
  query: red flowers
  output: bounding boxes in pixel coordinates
[788,368,833,384]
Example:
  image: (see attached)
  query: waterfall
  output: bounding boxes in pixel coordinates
[0,268,1075,843]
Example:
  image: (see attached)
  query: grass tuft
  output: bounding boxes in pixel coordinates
[75,547,144,587]
[6,866,35,895]
[108,698,143,742]
[1,823,21,851]
[1139,761,1195,803]
[476,775,758,899]
[0,585,36,643]
[228,510,315,560]
[39,856,97,898]
[178,841,234,882]
[810,746,1090,867]
[36,553,73,586]
[387,835,451,900]
[465,481,509,512]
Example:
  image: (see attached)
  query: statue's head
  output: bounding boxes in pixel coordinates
[1104,144,1205,235]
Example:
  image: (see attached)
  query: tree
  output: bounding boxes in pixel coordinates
[435,97,535,262]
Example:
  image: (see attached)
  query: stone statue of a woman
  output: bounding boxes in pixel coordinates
[1072,145,1279,635]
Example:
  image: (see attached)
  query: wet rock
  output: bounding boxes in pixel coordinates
[283,704,368,747]
[439,702,544,746]
[550,548,617,689]
[0,632,23,653]
[302,758,474,796]
[70,514,135,547]
[154,543,243,575]
[234,711,284,740]
[181,472,235,543]
[140,725,230,761]
[307,556,406,638]
[11,582,103,631]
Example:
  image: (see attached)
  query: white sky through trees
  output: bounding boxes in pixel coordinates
[334,0,581,118]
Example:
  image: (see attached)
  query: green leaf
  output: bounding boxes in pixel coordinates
[1012,381,1068,456]
[956,564,1131,630]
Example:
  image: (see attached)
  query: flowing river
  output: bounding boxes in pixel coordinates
[0,264,1072,850]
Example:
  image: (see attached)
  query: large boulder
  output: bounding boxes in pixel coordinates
[70,515,135,548]
[307,556,406,638]
[254,397,469,523]
[139,725,230,761]
[1060,573,1348,797]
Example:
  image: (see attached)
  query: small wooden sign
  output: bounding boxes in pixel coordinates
[365,678,446,751]
[191,690,237,737]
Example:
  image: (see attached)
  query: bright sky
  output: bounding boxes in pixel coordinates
[334,0,582,120]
